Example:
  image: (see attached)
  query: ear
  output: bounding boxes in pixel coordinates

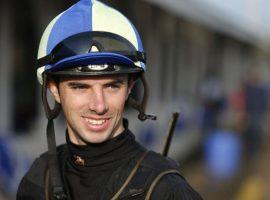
[47,80,61,103]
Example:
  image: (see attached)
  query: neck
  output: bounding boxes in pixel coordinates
[66,126,141,169]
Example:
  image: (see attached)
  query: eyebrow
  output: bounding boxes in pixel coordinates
[67,82,88,87]
[67,78,126,87]
[106,79,125,85]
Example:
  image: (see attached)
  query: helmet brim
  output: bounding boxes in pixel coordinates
[45,52,139,72]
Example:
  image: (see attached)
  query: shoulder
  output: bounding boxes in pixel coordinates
[123,150,181,190]
[150,173,203,200]
[142,151,203,199]
[142,150,180,171]
[16,151,48,199]
[22,144,66,185]
[17,144,67,198]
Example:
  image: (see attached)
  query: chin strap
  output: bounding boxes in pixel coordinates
[42,75,67,200]
[127,74,157,121]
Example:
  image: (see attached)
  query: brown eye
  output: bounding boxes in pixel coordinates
[108,84,120,89]
[104,82,118,89]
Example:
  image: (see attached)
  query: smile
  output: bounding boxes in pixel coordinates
[83,118,107,125]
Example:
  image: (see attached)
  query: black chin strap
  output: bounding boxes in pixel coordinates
[42,75,67,200]
[128,74,156,121]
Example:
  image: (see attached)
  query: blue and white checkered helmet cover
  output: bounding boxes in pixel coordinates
[37,0,146,84]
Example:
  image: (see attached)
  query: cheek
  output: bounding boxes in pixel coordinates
[107,91,128,111]
[60,93,88,113]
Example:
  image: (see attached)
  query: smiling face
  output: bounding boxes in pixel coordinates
[48,74,134,145]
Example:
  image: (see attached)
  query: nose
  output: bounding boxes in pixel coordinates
[89,87,108,115]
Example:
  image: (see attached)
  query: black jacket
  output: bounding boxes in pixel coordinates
[17,130,202,200]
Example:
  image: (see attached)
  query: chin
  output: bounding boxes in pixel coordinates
[82,132,111,144]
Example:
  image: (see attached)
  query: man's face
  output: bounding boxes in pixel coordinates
[48,74,134,145]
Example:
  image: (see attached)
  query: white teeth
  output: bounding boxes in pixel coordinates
[85,118,106,125]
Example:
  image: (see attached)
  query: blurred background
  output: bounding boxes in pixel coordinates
[1,0,270,199]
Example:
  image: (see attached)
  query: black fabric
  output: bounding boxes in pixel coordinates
[17,124,202,200]
[64,129,143,200]
[151,174,203,200]
[102,151,203,200]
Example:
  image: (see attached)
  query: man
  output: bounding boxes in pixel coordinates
[17,0,202,199]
